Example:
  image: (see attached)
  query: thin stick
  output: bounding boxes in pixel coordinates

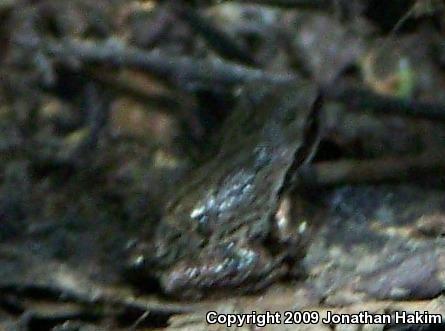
[44,39,293,87]
[43,39,445,121]
[325,83,445,121]
[175,3,256,65]
[301,153,445,188]
[222,0,331,9]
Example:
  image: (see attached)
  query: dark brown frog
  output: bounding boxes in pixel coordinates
[129,80,322,298]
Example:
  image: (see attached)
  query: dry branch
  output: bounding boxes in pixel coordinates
[42,39,445,121]
[175,3,256,65]
[45,39,292,87]
[302,153,445,187]
[222,0,331,9]
[326,82,445,121]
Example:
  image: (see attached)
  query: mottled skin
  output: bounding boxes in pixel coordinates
[130,80,322,298]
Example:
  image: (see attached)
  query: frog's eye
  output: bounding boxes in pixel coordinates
[198,238,208,249]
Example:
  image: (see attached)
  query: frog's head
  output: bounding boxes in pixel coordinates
[264,80,320,140]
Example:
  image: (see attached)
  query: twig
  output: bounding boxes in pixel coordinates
[135,3,175,49]
[73,82,110,157]
[29,82,111,171]
[222,0,331,9]
[0,282,194,324]
[42,39,445,121]
[325,82,445,121]
[301,153,445,187]
[175,2,256,65]
[44,39,293,88]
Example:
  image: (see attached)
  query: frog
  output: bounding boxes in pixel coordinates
[128,79,323,299]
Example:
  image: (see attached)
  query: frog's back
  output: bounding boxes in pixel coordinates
[163,79,320,238]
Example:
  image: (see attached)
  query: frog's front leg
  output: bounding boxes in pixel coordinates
[160,240,288,299]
